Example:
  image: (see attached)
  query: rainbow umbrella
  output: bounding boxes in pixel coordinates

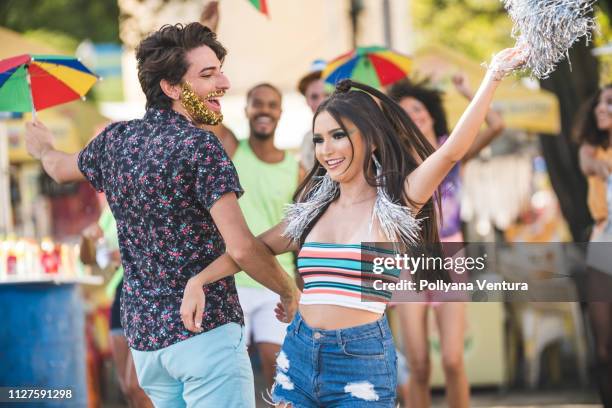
[322,46,412,90]
[0,54,98,119]
[247,0,269,16]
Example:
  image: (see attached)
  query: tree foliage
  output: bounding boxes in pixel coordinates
[0,0,120,43]
[413,0,610,69]
[412,0,513,61]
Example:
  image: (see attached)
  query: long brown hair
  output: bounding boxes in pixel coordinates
[294,80,442,259]
[574,84,612,148]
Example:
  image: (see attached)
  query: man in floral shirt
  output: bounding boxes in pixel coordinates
[24,22,297,407]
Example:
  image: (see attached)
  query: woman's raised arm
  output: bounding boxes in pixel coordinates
[405,48,525,211]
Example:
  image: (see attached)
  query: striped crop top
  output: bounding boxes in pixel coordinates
[297,242,400,314]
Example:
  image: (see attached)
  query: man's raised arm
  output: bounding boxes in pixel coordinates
[25,121,85,183]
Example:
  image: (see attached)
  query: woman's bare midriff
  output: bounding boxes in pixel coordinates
[298,304,382,330]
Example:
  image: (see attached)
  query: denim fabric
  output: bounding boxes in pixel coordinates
[272,312,397,407]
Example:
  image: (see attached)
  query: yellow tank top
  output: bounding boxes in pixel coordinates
[587,147,612,222]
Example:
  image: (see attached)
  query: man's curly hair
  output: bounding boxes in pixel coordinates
[136,23,226,110]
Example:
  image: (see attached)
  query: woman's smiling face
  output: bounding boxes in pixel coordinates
[399,96,436,143]
[313,110,368,184]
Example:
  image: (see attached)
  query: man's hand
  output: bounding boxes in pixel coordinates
[200,1,220,32]
[180,276,206,333]
[25,120,85,184]
[276,290,300,323]
[25,120,54,160]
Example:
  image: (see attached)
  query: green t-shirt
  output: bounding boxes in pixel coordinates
[232,139,299,287]
[99,206,123,298]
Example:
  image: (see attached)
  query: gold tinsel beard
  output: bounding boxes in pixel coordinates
[180,82,223,126]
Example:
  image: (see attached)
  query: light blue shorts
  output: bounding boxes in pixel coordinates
[396,347,410,385]
[131,323,254,408]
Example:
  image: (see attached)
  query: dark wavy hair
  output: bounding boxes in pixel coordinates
[574,84,612,148]
[294,80,445,281]
[297,71,322,96]
[246,83,283,102]
[388,79,449,139]
[136,23,226,110]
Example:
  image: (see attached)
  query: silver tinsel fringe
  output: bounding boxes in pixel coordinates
[371,156,422,250]
[501,0,597,79]
[372,188,422,249]
[282,174,338,242]
[283,157,422,248]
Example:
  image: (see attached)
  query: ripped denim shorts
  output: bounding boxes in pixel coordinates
[271,311,397,407]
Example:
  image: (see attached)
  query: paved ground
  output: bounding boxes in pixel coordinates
[253,389,602,407]
[250,370,602,407]
[428,390,601,408]
[102,362,603,407]
[104,388,601,408]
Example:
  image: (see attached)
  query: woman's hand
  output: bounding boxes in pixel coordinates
[451,73,473,99]
[180,276,206,332]
[80,223,103,265]
[110,249,122,267]
[592,159,612,180]
[487,47,527,81]
[83,223,103,241]
[580,144,612,179]
[200,1,220,32]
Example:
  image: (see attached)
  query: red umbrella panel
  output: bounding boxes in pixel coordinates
[0,54,98,115]
[322,46,412,89]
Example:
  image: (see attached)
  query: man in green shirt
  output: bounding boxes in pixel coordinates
[232,83,303,388]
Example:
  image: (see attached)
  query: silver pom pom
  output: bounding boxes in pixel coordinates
[282,174,338,242]
[501,0,597,79]
[371,156,422,250]
[372,189,422,249]
[282,157,422,248]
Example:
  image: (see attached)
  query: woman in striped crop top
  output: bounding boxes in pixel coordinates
[181,48,525,407]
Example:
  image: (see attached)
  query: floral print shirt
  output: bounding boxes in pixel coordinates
[78,108,244,351]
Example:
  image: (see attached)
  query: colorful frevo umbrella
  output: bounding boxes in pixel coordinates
[248,0,269,16]
[0,54,98,119]
[322,45,412,90]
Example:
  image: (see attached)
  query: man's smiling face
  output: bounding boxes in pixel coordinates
[180,45,230,124]
[245,85,282,140]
